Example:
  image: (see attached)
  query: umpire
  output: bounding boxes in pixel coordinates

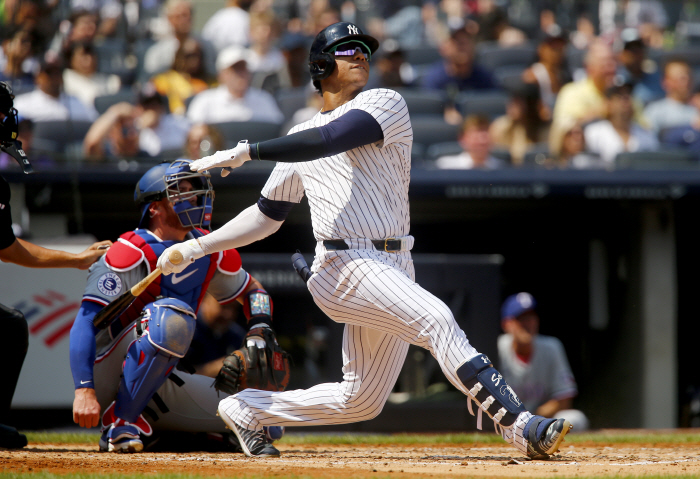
[0,81,111,449]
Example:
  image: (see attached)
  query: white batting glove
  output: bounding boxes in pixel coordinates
[157,239,205,275]
[189,140,251,177]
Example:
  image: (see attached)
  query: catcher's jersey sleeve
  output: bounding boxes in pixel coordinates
[207,267,251,304]
[82,255,148,306]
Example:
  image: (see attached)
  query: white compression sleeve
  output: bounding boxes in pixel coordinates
[197,204,283,254]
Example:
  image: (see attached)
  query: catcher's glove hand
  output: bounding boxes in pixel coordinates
[214,326,291,395]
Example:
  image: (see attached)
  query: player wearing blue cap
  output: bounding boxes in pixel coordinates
[69,159,285,453]
[499,293,588,430]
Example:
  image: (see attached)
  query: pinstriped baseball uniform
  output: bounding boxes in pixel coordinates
[220,88,533,451]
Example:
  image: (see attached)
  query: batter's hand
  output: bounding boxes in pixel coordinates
[75,240,113,270]
[157,239,205,275]
[73,388,101,428]
[189,140,252,177]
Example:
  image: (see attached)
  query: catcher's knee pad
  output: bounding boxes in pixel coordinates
[144,298,196,358]
[456,354,527,431]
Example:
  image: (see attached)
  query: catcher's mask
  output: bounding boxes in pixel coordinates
[0,81,32,174]
[309,22,379,91]
[135,159,214,230]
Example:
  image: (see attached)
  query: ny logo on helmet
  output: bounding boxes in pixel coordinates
[348,25,359,35]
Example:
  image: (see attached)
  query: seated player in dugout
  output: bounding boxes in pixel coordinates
[156,22,574,459]
[499,293,589,431]
[69,159,290,453]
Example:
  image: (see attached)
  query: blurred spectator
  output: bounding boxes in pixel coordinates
[62,40,120,108]
[472,0,527,46]
[435,114,507,170]
[553,39,617,128]
[599,0,668,48]
[584,81,658,164]
[184,123,225,160]
[490,82,549,166]
[548,119,605,169]
[366,39,415,90]
[247,10,284,78]
[569,13,596,51]
[83,84,190,159]
[144,0,217,79]
[152,37,211,116]
[0,27,38,95]
[643,60,697,134]
[68,0,122,38]
[421,27,497,93]
[14,59,98,122]
[659,87,700,155]
[48,10,99,56]
[287,85,323,128]
[187,45,284,124]
[616,28,663,105]
[498,292,588,430]
[278,32,311,89]
[201,0,252,52]
[522,24,571,121]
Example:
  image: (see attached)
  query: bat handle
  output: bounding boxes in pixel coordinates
[169,249,183,265]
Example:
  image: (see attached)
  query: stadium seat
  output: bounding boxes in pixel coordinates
[426,141,462,161]
[275,87,309,122]
[456,90,509,119]
[476,41,537,71]
[94,89,138,114]
[411,116,460,148]
[655,47,700,68]
[394,88,447,116]
[614,150,697,169]
[404,45,440,66]
[493,65,526,89]
[209,121,284,147]
[522,143,551,167]
[32,120,93,153]
[94,38,129,75]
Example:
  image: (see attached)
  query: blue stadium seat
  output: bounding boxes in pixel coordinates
[411,116,460,148]
[456,90,509,119]
[94,88,138,114]
[33,120,93,153]
[275,87,309,122]
[426,141,462,161]
[395,88,447,116]
[476,41,537,71]
[614,150,697,169]
[404,45,440,66]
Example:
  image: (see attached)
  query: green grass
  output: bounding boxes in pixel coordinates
[24,430,700,446]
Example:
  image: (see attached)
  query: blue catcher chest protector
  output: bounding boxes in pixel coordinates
[114,298,196,423]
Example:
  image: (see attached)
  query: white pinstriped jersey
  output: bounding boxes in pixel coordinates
[260,88,412,241]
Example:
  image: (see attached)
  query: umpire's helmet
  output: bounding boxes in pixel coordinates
[309,22,379,89]
[135,159,214,230]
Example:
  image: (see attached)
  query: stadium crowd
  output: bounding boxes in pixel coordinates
[2,0,700,170]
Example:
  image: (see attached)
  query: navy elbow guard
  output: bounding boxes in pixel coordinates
[456,354,526,431]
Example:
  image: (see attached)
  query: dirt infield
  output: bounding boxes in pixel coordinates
[3,440,700,478]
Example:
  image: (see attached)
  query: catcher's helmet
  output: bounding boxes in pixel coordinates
[309,22,379,85]
[135,159,214,230]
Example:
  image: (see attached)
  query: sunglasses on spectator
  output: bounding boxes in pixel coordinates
[329,41,371,61]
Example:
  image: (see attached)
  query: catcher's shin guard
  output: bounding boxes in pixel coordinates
[456,354,527,433]
[114,299,195,423]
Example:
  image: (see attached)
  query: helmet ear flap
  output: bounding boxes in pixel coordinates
[309,52,336,81]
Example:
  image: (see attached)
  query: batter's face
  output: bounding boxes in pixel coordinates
[327,46,370,93]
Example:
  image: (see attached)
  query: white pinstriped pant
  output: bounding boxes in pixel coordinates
[219,247,497,430]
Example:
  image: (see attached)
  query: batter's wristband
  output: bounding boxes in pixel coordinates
[243,289,273,327]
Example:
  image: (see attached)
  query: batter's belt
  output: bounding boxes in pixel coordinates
[323,236,413,253]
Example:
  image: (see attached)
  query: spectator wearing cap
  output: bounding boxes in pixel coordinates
[498,292,588,429]
[435,114,507,170]
[62,41,120,108]
[584,81,658,164]
[14,60,97,122]
[616,28,663,106]
[201,0,251,53]
[490,81,549,165]
[522,24,572,121]
[421,27,497,93]
[186,45,283,124]
[152,37,211,116]
[643,60,697,134]
[143,0,217,79]
[365,39,415,90]
[83,84,190,159]
[552,39,617,128]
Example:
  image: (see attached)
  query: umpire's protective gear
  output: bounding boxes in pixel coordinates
[309,22,379,86]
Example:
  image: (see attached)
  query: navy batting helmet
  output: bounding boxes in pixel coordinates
[309,22,379,88]
[135,159,214,230]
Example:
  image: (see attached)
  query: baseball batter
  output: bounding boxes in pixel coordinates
[158,22,573,458]
[70,159,287,453]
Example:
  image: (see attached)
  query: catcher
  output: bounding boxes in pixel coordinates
[69,159,290,453]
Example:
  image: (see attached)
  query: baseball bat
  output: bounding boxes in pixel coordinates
[93,250,184,330]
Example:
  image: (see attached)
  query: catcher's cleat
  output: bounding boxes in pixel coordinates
[526,418,572,459]
[217,405,280,458]
[0,424,27,449]
[107,424,144,453]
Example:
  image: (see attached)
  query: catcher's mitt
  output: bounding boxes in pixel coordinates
[214,326,291,395]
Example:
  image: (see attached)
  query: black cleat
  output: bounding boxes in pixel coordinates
[527,418,572,459]
[217,406,280,458]
[0,425,27,449]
